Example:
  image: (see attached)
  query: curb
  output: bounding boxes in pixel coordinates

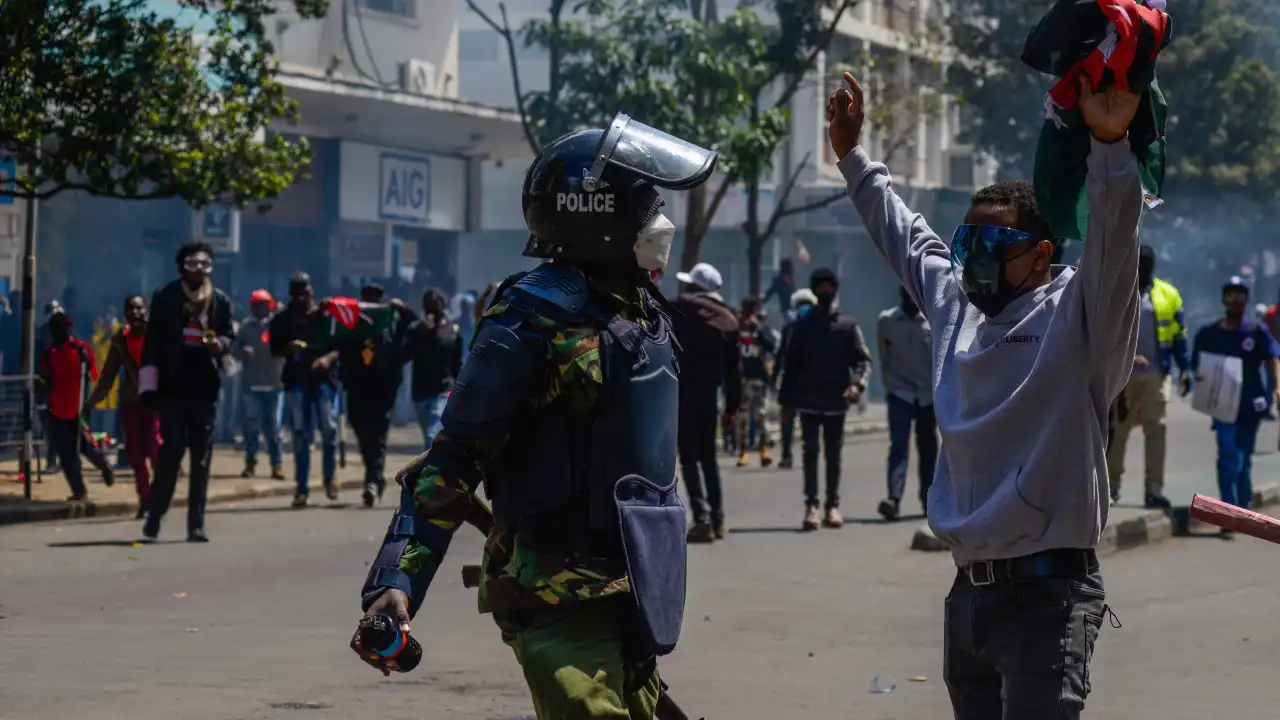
[910,482,1280,555]
[848,421,889,438]
[0,477,371,527]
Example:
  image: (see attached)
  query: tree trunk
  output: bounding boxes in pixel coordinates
[745,174,762,297]
[680,182,707,273]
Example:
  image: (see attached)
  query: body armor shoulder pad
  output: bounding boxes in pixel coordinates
[506,263,592,322]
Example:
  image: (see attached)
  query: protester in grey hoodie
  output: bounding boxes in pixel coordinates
[234,290,285,479]
[830,72,1142,718]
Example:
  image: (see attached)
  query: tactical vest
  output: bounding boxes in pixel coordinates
[487,264,687,660]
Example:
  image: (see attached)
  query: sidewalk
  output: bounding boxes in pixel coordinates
[0,402,891,527]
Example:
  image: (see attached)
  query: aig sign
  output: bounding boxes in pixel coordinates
[378,152,430,224]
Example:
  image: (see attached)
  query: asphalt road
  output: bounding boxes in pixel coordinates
[3,411,1280,720]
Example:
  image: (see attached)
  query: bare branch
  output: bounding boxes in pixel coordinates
[695,174,736,240]
[773,188,846,220]
[768,0,856,110]
[759,150,813,241]
[464,0,541,155]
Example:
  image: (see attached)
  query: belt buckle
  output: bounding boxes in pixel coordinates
[967,561,995,587]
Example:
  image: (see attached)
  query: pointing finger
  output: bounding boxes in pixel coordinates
[843,71,864,100]
[834,88,852,117]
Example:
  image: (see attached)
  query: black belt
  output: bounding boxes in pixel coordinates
[960,548,1098,587]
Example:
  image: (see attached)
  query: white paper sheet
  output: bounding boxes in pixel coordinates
[1191,352,1243,423]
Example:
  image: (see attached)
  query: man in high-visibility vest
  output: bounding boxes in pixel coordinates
[1106,245,1191,508]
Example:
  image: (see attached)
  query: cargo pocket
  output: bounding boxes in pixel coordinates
[614,474,687,661]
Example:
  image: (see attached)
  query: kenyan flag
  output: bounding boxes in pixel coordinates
[1024,0,1172,241]
[316,297,397,350]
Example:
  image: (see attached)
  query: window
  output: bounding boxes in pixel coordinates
[459,29,502,62]
[358,0,415,19]
[877,0,917,32]
[949,152,975,189]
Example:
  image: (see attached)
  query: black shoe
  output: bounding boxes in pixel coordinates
[362,484,376,508]
[877,498,901,522]
[686,522,715,544]
[240,464,256,479]
[101,468,115,488]
[291,493,308,508]
[325,483,339,501]
[135,506,147,520]
[187,528,209,543]
[142,518,159,542]
[777,455,793,470]
[1144,494,1172,510]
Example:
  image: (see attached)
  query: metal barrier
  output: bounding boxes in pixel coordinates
[0,374,48,495]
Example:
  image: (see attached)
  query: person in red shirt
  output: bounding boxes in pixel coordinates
[85,294,156,517]
[40,311,114,501]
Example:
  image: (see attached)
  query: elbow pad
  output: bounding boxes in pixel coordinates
[441,320,536,439]
[360,480,456,617]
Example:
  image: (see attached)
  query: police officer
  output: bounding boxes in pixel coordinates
[352,114,717,718]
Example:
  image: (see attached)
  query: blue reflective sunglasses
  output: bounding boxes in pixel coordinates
[949,224,1039,267]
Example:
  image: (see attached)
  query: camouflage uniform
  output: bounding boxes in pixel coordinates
[388,273,661,717]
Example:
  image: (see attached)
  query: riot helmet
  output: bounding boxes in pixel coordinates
[522,113,718,269]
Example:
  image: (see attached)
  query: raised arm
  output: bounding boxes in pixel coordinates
[1068,79,1146,399]
[829,72,956,316]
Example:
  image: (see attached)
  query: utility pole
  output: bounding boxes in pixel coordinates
[19,186,37,500]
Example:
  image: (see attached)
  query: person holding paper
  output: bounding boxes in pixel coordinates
[1192,276,1280,514]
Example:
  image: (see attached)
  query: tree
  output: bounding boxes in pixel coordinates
[947,0,1280,247]
[741,21,949,295]
[466,0,856,280]
[0,0,326,492]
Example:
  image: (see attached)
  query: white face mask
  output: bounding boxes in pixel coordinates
[634,213,676,271]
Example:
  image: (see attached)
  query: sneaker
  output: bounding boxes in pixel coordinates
[66,493,88,503]
[362,484,376,508]
[187,528,209,543]
[135,505,147,520]
[1110,488,1121,505]
[777,455,793,470]
[291,493,309,508]
[1144,493,1171,510]
[142,518,160,541]
[823,506,845,528]
[101,468,115,488]
[760,445,774,468]
[270,464,286,480]
[736,450,749,468]
[686,522,715,544]
[877,498,900,522]
[713,521,728,539]
[240,464,256,479]
[802,504,821,531]
[325,483,339,501]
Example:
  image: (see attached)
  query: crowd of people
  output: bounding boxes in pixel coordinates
[35,241,474,542]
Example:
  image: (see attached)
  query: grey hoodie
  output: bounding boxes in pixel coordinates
[838,138,1141,564]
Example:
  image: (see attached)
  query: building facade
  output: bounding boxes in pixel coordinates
[30,0,525,324]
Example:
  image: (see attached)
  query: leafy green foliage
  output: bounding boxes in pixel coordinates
[0,0,327,207]
[947,0,1280,238]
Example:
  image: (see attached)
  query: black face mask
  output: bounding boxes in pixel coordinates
[815,292,836,309]
[961,245,1038,318]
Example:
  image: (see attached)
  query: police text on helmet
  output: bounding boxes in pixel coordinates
[556,192,615,213]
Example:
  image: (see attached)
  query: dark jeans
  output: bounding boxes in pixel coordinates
[800,412,845,508]
[780,407,796,459]
[48,416,110,497]
[147,395,217,534]
[887,394,938,507]
[678,385,723,525]
[944,555,1106,719]
[348,390,394,489]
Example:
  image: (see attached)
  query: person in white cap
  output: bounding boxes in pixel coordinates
[672,262,742,543]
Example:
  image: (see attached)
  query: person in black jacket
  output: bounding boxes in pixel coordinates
[337,284,416,508]
[138,241,236,543]
[773,288,818,469]
[671,262,741,543]
[409,288,462,450]
[778,268,872,532]
[270,272,341,508]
